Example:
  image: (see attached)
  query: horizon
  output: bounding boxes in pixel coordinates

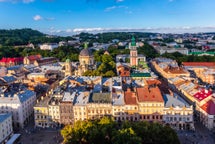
[1,0,215,36]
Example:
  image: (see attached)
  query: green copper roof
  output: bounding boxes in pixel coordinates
[65,59,71,63]
[188,52,215,55]
[131,36,136,46]
[130,73,151,77]
[84,42,88,49]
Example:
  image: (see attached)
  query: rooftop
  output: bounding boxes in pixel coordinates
[89,92,111,103]
[136,86,164,103]
[193,89,212,102]
[163,94,190,108]
[200,100,215,115]
[124,88,137,105]
[0,113,11,123]
[182,62,215,68]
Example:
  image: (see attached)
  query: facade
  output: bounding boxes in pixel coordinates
[0,67,7,77]
[154,46,188,55]
[0,90,36,128]
[40,43,59,51]
[0,113,13,144]
[199,99,215,130]
[129,36,146,67]
[151,58,190,78]
[182,62,215,84]
[163,94,194,130]
[136,86,164,122]
[64,59,72,76]
[23,55,41,65]
[34,96,50,128]
[75,44,95,76]
[33,57,58,66]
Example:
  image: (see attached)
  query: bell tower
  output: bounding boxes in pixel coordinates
[130,36,138,66]
[65,59,72,76]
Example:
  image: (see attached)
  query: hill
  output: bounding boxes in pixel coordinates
[0,28,45,46]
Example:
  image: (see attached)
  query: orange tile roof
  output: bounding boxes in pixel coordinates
[136,86,164,102]
[182,62,215,67]
[124,88,137,105]
[163,67,188,74]
[200,100,215,115]
[146,79,161,86]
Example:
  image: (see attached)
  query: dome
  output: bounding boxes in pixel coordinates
[80,49,92,56]
[65,59,71,63]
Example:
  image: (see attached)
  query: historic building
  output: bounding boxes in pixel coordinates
[129,36,145,67]
[64,59,72,76]
[0,57,23,67]
[75,43,95,76]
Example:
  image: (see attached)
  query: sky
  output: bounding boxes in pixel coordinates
[0,0,215,35]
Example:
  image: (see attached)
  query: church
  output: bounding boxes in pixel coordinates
[64,43,95,76]
[116,36,146,67]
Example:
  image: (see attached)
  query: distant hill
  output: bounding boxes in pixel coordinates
[0,28,45,46]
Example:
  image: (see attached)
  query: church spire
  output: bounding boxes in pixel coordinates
[131,36,136,47]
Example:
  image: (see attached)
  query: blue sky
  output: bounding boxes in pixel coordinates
[0,0,215,35]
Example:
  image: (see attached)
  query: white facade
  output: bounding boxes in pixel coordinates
[0,113,13,144]
[0,90,36,128]
[40,43,59,51]
[154,46,189,55]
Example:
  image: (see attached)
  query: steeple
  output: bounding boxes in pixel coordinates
[131,36,136,47]
[84,42,88,49]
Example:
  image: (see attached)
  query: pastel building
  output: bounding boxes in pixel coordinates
[0,113,13,144]
[40,43,59,51]
[0,90,36,128]
[163,94,194,130]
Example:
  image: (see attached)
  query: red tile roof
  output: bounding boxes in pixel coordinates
[124,88,137,105]
[146,79,161,86]
[136,86,164,102]
[200,100,215,115]
[27,55,41,61]
[0,57,23,63]
[193,89,212,101]
[182,62,215,67]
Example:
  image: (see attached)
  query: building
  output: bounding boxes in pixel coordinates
[33,57,58,66]
[199,98,215,130]
[163,94,194,130]
[0,67,7,77]
[129,36,146,67]
[153,46,188,55]
[34,96,50,128]
[23,55,41,65]
[40,43,59,51]
[60,92,75,125]
[0,113,13,144]
[0,57,23,67]
[151,58,190,79]
[64,59,72,76]
[136,86,164,122]
[75,43,95,76]
[0,90,36,128]
[182,62,215,84]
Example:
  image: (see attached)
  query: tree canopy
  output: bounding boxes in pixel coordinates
[61,117,180,144]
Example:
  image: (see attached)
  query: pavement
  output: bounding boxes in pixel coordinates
[16,121,63,144]
[177,121,215,144]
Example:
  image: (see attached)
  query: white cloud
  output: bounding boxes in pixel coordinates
[0,0,34,3]
[105,5,128,12]
[33,15,43,21]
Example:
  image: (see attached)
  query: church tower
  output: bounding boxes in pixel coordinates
[65,59,72,76]
[130,36,138,66]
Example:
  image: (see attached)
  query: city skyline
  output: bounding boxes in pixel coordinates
[1,0,215,35]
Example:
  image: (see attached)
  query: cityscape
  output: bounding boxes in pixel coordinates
[0,0,215,144]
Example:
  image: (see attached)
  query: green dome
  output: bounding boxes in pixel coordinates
[66,59,71,63]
